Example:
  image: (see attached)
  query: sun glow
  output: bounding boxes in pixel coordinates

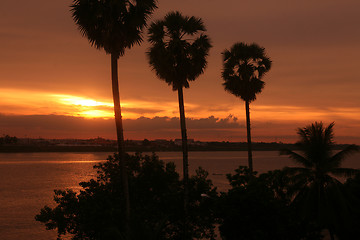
[55,95,113,108]
[1,88,360,126]
[79,110,114,118]
[0,89,179,119]
[50,94,114,118]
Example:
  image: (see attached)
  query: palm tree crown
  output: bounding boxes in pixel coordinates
[281,122,360,182]
[71,0,157,58]
[222,42,272,102]
[147,11,211,90]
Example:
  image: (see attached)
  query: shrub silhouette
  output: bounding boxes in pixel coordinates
[36,153,217,240]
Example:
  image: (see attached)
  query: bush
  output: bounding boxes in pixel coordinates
[217,166,322,240]
[36,153,217,240]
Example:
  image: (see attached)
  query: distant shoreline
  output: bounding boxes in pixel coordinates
[0,142,353,153]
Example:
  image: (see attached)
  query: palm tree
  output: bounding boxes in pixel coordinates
[281,122,360,239]
[147,11,211,237]
[70,0,157,237]
[222,42,272,172]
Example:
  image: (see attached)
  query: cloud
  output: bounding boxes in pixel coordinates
[0,114,243,140]
[122,107,163,115]
[1,113,358,144]
[0,89,182,118]
[123,115,242,131]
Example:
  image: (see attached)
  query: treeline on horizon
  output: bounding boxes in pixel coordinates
[0,137,355,153]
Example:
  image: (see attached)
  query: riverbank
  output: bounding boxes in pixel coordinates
[0,142,354,153]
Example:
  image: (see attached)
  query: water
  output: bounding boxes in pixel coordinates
[0,151,359,240]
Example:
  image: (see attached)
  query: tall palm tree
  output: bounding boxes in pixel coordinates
[70,0,157,236]
[147,11,211,237]
[281,122,360,239]
[222,42,272,172]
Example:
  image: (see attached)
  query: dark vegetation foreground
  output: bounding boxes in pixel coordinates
[36,122,360,240]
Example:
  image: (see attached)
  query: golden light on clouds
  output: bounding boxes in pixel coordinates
[1,89,111,118]
[79,110,113,118]
[1,88,359,143]
[0,88,183,119]
[53,94,114,118]
[250,105,329,121]
[1,88,359,128]
[55,95,113,108]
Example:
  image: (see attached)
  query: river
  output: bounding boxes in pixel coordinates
[0,151,359,240]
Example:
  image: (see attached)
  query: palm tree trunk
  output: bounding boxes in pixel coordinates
[177,86,189,239]
[245,100,253,172]
[111,54,130,238]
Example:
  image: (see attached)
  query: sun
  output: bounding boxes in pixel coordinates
[52,94,114,119]
[56,95,113,107]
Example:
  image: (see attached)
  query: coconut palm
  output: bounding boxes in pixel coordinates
[281,122,360,239]
[147,11,211,236]
[70,0,157,236]
[222,42,272,172]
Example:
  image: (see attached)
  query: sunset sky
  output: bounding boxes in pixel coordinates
[1,0,360,143]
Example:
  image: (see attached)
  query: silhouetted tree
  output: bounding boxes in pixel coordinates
[36,153,217,240]
[0,135,18,145]
[221,42,271,172]
[142,138,151,146]
[218,166,322,240]
[70,0,157,234]
[281,122,360,239]
[147,11,212,234]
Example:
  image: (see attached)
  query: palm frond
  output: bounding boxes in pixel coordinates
[183,16,205,34]
[330,168,360,178]
[148,20,165,43]
[280,149,313,168]
[324,122,335,145]
[222,49,231,62]
[329,145,360,168]
[296,127,311,145]
[283,166,310,175]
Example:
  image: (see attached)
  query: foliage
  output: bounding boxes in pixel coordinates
[342,173,360,238]
[36,153,217,240]
[71,0,157,58]
[218,166,322,240]
[0,135,18,145]
[147,11,212,91]
[221,42,272,102]
[281,122,360,238]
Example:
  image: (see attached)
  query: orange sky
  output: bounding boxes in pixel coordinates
[1,0,360,143]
